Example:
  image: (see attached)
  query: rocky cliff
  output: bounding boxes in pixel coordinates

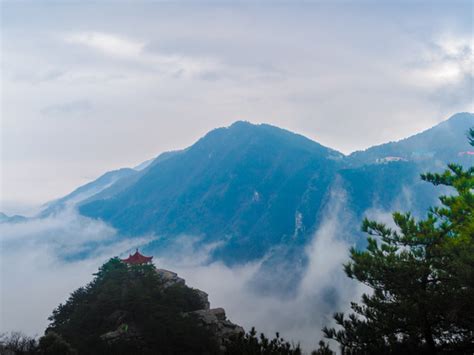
[156,268,244,352]
[99,264,244,353]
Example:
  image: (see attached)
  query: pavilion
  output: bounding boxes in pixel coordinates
[121,249,153,265]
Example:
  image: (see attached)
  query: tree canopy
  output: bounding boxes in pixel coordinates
[226,327,302,355]
[319,129,474,354]
[46,258,218,355]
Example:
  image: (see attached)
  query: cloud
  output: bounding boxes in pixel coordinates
[405,35,473,87]
[155,188,365,351]
[0,209,151,336]
[3,3,473,208]
[40,100,93,117]
[64,32,145,58]
[62,31,220,78]
[0,189,366,352]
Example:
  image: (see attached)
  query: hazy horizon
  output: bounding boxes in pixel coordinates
[2,0,473,212]
[2,112,471,215]
[1,3,473,352]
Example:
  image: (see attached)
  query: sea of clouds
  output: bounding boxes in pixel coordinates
[1,191,379,352]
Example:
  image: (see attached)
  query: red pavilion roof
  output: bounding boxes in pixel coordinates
[121,249,153,265]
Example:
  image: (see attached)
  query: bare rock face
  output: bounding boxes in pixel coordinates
[156,268,211,309]
[101,267,243,353]
[100,323,141,343]
[194,289,211,310]
[156,268,185,288]
[190,308,245,352]
[156,268,243,351]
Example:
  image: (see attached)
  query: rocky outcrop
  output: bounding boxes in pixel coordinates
[156,268,185,288]
[194,289,211,310]
[156,268,212,309]
[101,267,243,353]
[155,268,243,351]
[100,323,141,343]
[190,308,245,352]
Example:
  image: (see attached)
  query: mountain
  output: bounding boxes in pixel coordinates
[338,161,440,218]
[0,212,27,224]
[348,112,474,167]
[40,258,244,355]
[80,121,344,264]
[42,113,472,270]
[40,168,138,216]
[338,112,474,220]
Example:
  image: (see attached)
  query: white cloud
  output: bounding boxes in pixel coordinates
[437,36,473,58]
[0,191,365,352]
[0,209,152,336]
[157,188,365,351]
[62,31,220,77]
[64,31,145,58]
[2,2,473,214]
[406,35,473,87]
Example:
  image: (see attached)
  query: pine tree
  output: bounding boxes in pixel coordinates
[320,129,474,354]
[226,327,302,355]
[46,258,218,355]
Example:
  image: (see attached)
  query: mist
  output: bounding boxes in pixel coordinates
[1,191,371,352]
[0,209,151,336]
[158,188,367,351]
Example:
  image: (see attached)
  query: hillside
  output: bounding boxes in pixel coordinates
[80,121,344,264]
[43,257,243,355]
[31,113,471,269]
[40,168,138,217]
[348,112,474,167]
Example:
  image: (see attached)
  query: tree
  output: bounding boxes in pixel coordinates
[320,129,474,354]
[47,258,219,355]
[0,331,37,354]
[38,332,76,355]
[226,327,301,355]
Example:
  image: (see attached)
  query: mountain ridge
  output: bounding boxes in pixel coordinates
[347,112,473,166]
[79,119,343,264]
[35,112,474,220]
[4,113,472,270]
[75,113,472,266]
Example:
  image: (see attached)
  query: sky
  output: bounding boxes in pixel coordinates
[1,0,473,214]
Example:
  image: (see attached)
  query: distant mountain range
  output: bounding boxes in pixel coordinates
[348,112,474,167]
[5,113,473,278]
[0,212,27,224]
[81,121,346,264]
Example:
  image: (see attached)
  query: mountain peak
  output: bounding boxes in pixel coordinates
[208,120,344,158]
[228,120,254,128]
[348,112,473,166]
[437,112,473,129]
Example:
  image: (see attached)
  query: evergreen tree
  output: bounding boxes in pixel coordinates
[46,258,219,355]
[38,332,76,355]
[320,129,474,354]
[226,327,301,355]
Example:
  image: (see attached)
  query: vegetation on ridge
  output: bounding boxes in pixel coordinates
[1,125,473,355]
[46,259,216,354]
[315,128,474,354]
